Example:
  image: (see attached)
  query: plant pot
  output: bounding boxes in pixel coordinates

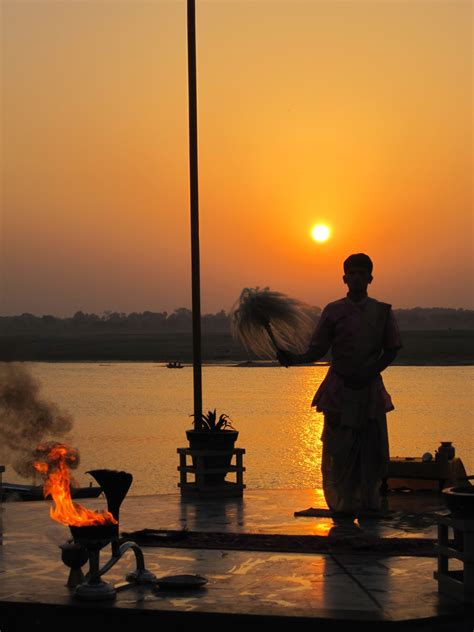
[186,430,239,486]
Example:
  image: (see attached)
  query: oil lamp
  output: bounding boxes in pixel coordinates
[34,444,156,600]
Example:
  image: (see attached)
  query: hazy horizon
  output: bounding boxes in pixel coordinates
[2,0,472,317]
[1,303,473,320]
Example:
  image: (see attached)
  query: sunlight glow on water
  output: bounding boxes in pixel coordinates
[12,363,473,496]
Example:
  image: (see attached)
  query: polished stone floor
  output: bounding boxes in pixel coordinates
[0,491,471,630]
[86,487,446,538]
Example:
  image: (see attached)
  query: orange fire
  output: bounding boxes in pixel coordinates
[33,443,117,527]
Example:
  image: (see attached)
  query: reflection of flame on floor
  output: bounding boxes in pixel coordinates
[33,443,117,527]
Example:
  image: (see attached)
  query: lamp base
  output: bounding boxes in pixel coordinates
[74,580,116,601]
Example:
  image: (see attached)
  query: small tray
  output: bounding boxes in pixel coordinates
[155,574,208,590]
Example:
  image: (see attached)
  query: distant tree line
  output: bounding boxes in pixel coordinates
[0,306,473,334]
[393,308,474,330]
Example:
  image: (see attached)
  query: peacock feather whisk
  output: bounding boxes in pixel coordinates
[230,287,316,359]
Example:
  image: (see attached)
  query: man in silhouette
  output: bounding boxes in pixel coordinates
[277,253,402,516]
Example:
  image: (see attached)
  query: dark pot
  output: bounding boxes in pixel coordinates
[442,485,474,518]
[436,441,455,462]
[186,430,239,486]
[69,523,119,546]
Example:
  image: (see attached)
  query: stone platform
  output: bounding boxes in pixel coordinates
[0,490,473,630]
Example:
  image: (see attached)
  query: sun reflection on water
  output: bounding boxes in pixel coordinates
[23,363,473,496]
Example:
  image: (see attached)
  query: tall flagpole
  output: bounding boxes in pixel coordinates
[187,0,202,430]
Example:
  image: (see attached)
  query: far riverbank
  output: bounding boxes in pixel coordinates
[0,330,473,364]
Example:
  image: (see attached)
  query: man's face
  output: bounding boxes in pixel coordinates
[343,266,373,292]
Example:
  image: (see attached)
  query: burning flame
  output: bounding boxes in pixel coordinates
[33,443,117,527]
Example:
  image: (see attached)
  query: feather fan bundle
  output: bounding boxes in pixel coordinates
[230,287,316,359]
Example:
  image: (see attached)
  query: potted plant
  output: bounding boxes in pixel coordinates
[186,410,238,486]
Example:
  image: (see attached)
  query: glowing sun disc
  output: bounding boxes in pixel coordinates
[311,224,331,243]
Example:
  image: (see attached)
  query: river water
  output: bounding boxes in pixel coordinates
[6,363,473,496]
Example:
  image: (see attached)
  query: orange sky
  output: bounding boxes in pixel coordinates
[1,0,472,316]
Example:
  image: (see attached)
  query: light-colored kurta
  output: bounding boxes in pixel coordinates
[311,297,402,413]
[310,296,402,514]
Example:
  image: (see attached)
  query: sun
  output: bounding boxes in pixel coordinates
[311,224,331,243]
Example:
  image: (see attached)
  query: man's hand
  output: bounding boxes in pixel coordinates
[343,366,376,389]
[343,349,398,389]
[343,375,369,389]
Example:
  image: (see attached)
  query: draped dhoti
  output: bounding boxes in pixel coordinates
[321,384,389,514]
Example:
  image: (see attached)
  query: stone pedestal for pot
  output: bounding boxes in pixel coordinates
[178,430,245,497]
